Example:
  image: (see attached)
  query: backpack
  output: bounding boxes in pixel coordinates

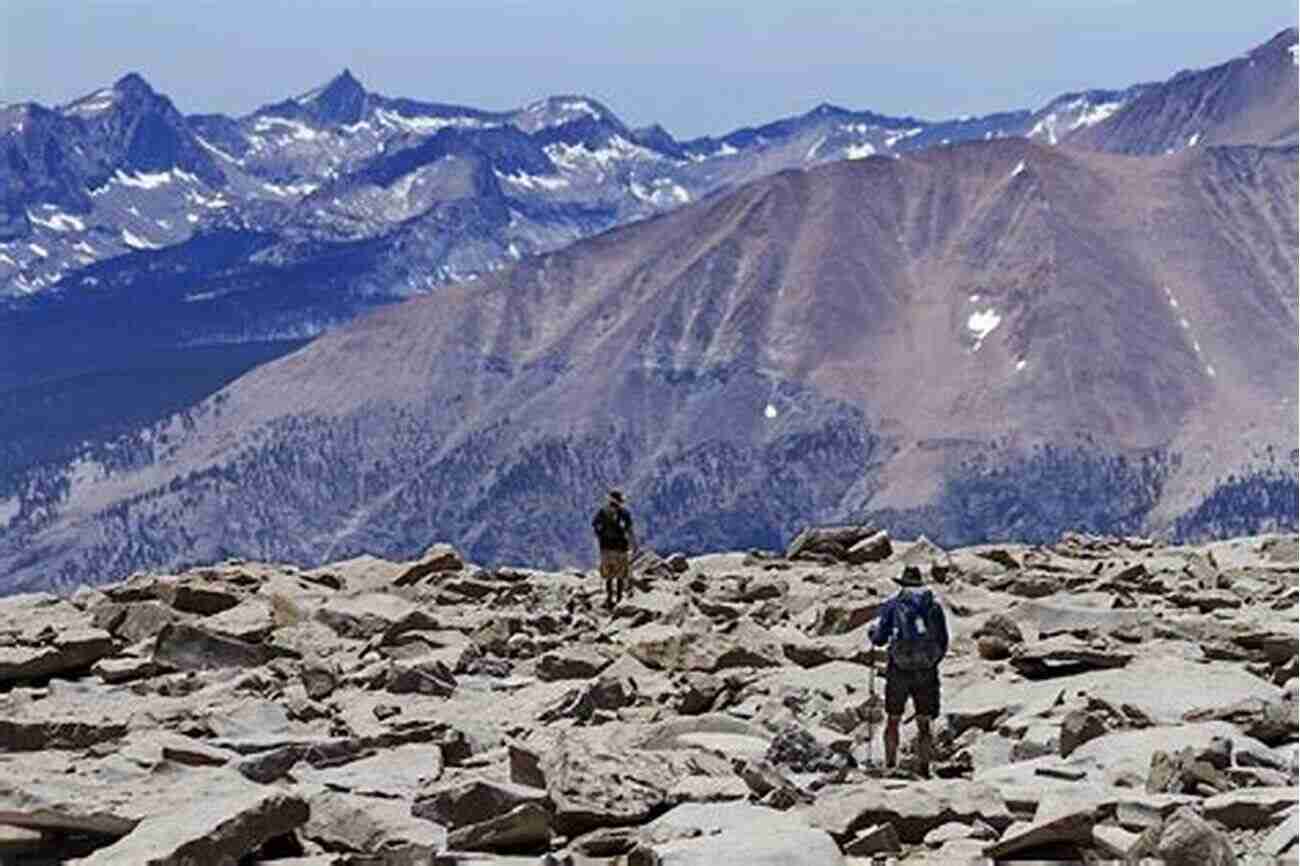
[593,505,628,548]
[888,589,944,671]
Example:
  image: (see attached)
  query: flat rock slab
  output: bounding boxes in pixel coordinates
[302,789,444,861]
[153,623,290,671]
[802,779,1011,844]
[315,592,436,639]
[1068,721,1273,783]
[621,623,784,672]
[0,629,116,683]
[1202,787,1299,830]
[294,743,443,799]
[641,802,843,866]
[70,785,307,865]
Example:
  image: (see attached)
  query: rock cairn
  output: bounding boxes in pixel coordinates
[0,529,1295,865]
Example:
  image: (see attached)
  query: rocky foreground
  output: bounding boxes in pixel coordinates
[0,528,1297,865]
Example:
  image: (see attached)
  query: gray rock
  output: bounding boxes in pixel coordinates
[1009,635,1133,678]
[68,786,307,865]
[1185,697,1298,746]
[155,578,244,615]
[153,623,291,671]
[1092,824,1143,859]
[982,797,1095,859]
[0,716,127,752]
[844,531,893,565]
[639,802,843,866]
[315,592,436,640]
[1059,709,1108,757]
[536,646,614,681]
[394,543,466,587]
[843,822,902,856]
[0,629,115,684]
[1202,787,1298,830]
[204,598,276,642]
[385,658,457,696]
[303,789,444,863]
[301,660,338,700]
[1259,807,1299,858]
[446,802,552,853]
[805,780,1011,844]
[413,779,550,829]
[786,525,877,560]
[1147,806,1236,866]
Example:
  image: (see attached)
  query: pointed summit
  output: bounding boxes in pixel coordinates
[113,72,158,100]
[307,68,368,125]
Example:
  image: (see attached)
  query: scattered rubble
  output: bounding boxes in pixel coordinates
[0,529,1291,864]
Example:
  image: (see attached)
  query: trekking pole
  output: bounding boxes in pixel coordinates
[864,650,876,770]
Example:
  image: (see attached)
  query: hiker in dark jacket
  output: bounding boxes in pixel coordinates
[592,489,636,609]
[868,564,949,777]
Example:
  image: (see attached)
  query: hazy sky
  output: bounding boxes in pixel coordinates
[3,1,1295,138]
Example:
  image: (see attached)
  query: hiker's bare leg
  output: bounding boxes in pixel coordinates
[884,714,901,768]
[915,714,933,776]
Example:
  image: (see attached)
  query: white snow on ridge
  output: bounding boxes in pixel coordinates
[64,89,115,115]
[1187,131,1201,147]
[114,168,175,189]
[1029,113,1060,145]
[254,116,320,141]
[629,177,690,206]
[1070,101,1122,130]
[196,135,243,165]
[375,109,491,134]
[1010,160,1027,178]
[73,241,95,256]
[0,253,15,267]
[121,229,159,250]
[806,136,827,161]
[262,180,320,197]
[544,136,659,171]
[884,127,923,148]
[1290,43,1299,66]
[495,169,570,191]
[844,142,876,160]
[27,210,85,232]
[28,243,48,258]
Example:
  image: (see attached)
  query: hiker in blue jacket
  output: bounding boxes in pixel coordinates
[868,564,949,777]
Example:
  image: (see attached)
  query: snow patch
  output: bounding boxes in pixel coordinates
[254,116,320,141]
[73,241,95,256]
[28,210,85,232]
[187,213,199,223]
[1015,359,1027,371]
[262,180,320,197]
[840,123,870,135]
[495,169,570,191]
[196,135,242,165]
[65,89,115,115]
[805,136,827,161]
[1010,160,1026,178]
[0,495,19,528]
[967,308,1002,351]
[969,294,981,303]
[115,168,179,189]
[884,127,923,148]
[1029,113,1060,145]
[0,253,15,267]
[27,243,48,258]
[1187,131,1201,147]
[544,136,659,171]
[507,242,521,260]
[1070,101,1122,130]
[184,291,218,302]
[1290,44,1299,66]
[844,142,876,160]
[764,403,778,419]
[121,229,159,250]
[1205,365,1216,378]
[375,109,490,134]
[630,177,691,206]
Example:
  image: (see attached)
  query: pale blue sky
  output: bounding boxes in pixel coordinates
[3,1,1295,138]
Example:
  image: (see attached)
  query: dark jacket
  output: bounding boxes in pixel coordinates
[868,587,949,666]
[592,503,634,551]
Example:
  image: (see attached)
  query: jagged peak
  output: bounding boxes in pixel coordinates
[113,72,156,97]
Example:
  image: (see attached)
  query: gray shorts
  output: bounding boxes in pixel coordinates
[884,665,940,717]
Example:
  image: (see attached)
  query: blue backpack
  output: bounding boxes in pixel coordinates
[889,589,944,671]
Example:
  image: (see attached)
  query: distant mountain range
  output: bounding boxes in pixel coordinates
[0,28,1296,592]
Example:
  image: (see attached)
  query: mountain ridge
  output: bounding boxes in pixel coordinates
[3,135,1293,592]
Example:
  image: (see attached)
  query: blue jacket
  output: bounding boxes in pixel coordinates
[868,587,949,659]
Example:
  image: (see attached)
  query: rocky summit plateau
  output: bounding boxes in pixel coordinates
[0,525,1296,865]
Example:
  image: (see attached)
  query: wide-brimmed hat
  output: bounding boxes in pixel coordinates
[894,565,924,587]
[608,489,625,503]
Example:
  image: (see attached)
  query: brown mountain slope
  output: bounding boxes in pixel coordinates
[1066,28,1299,154]
[3,138,1296,591]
